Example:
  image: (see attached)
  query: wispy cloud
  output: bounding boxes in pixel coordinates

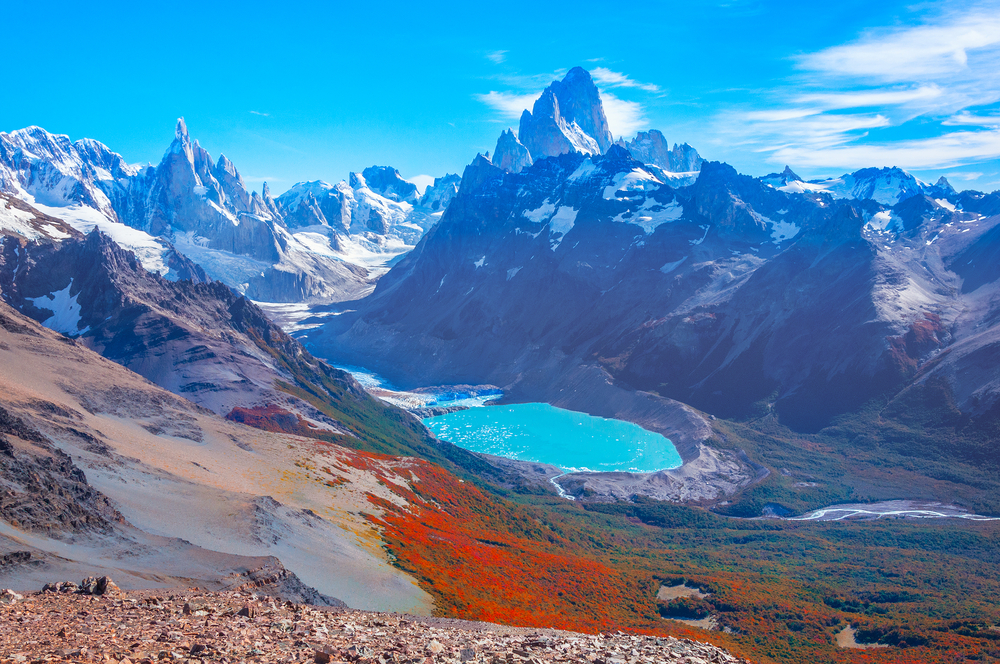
[794,86,944,110]
[486,50,507,64]
[250,110,270,117]
[602,93,648,137]
[770,128,1000,170]
[715,2,1000,176]
[591,67,660,93]
[943,110,1000,126]
[475,91,540,121]
[797,9,1000,81]
[945,170,987,181]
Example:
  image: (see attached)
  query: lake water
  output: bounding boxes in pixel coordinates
[423,402,682,473]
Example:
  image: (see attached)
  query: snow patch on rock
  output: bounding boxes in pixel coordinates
[27,279,87,335]
[614,198,683,234]
[548,206,578,250]
[762,215,800,244]
[660,257,687,274]
[30,202,171,277]
[604,169,661,200]
[523,200,557,223]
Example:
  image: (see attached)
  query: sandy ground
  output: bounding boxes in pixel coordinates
[835,625,888,649]
[656,584,710,602]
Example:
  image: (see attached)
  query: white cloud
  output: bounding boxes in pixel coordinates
[486,50,507,64]
[945,170,987,181]
[943,111,1000,126]
[602,93,648,138]
[407,174,435,195]
[591,67,660,93]
[723,109,891,151]
[797,9,1000,81]
[769,128,1000,170]
[249,110,270,117]
[475,91,540,121]
[744,108,822,122]
[794,86,944,110]
[712,3,1000,175]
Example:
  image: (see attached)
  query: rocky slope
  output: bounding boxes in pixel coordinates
[0,231,342,420]
[0,297,439,611]
[0,589,752,664]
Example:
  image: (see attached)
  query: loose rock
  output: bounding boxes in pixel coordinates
[0,586,754,664]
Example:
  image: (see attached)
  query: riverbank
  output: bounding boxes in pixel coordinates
[787,500,1000,522]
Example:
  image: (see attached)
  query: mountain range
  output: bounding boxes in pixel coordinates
[312,68,1000,498]
[2,64,1000,663]
[0,119,460,304]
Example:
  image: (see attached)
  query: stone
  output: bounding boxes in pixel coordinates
[80,576,100,595]
[97,576,121,595]
[236,604,257,618]
[0,589,24,604]
[0,589,750,664]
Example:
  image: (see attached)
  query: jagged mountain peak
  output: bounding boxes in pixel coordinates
[935,175,955,191]
[216,153,237,176]
[360,165,419,203]
[779,165,800,180]
[420,173,462,212]
[518,67,612,162]
[492,128,533,174]
[549,67,613,153]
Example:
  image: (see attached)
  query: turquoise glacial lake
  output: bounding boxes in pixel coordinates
[423,403,682,473]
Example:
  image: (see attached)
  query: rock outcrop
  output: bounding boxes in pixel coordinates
[492,129,533,173]
[618,130,704,173]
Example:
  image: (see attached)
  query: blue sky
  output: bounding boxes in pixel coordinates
[4,0,999,194]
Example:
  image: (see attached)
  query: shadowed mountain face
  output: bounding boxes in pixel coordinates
[0,232,444,465]
[312,146,1000,439]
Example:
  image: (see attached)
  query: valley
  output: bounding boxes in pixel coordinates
[2,60,1000,664]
